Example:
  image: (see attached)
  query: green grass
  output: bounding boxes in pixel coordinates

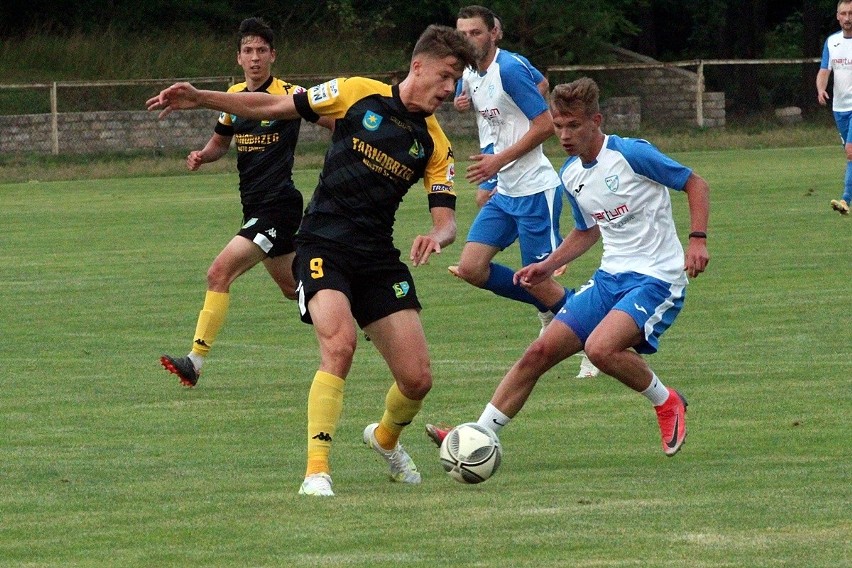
[1,147,850,567]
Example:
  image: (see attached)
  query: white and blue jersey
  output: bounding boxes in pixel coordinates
[556,135,693,353]
[821,31,852,112]
[560,135,692,285]
[458,48,560,197]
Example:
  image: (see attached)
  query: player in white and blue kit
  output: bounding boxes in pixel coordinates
[452,6,572,333]
[434,78,710,458]
[817,0,852,215]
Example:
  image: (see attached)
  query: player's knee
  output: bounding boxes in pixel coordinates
[583,343,612,371]
[454,263,487,287]
[320,339,357,373]
[399,367,432,400]
[206,265,231,290]
[518,339,556,373]
[280,283,298,301]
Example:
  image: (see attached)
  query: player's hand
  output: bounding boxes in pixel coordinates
[146,82,202,119]
[684,240,709,278]
[186,150,204,171]
[514,262,551,288]
[466,153,502,185]
[410,235,442,267]
[817,90,830,106]
[454,91,471,112]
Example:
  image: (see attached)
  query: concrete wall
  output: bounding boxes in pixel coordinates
[609,46,725,128]
[0,104,479,155]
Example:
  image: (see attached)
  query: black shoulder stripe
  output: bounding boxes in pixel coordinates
[293,91,320,123]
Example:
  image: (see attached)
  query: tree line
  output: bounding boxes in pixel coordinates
[2,0,844,113]
[1,1,842,63]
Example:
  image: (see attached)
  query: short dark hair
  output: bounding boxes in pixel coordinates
[457,5,497,30]
[550,77,601,117]
[412,24,477,71]
[237,17,274,51]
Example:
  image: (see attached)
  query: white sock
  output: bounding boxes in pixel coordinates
[477,403,511,434]
[641,373,670,406]
[187,352,204,372]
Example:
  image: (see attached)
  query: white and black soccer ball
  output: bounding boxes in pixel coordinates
[439,422,502,484]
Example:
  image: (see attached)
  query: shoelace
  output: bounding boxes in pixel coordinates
[386,445,416,474]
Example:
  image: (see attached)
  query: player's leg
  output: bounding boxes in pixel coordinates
[262,252,297,300]
[585,275,688,456]
[514,188,576,332]
[260,201,302,299]
[160,235,265,386]
[455,195,551,312]
[361,309,429,484]
[482,319,582,433]
[832,112,852,214]
[294,242,358,496]
[302,288,358,484]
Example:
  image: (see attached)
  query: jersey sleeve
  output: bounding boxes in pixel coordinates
[517,54,545,85]
[611,137,692,191]
[294,77,389,123]
[424,116,457,210]
[499,53,549,120]
[822,39,831,69]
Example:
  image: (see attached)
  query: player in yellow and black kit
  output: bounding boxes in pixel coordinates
[148,24,476,496]
[160,17,332,387]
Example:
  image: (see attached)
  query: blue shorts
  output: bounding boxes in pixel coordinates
[555,270,686,354]
[466,188,563,266]
[833,110,852,144]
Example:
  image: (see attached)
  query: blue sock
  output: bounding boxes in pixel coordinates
[548,288,573,314]
[483,262,549,312]
[844,161,852,203]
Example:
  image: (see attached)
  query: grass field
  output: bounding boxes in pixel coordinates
[1,145,850,567]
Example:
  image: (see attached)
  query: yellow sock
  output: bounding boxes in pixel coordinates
[375,383,423,450]
[306,371,345,476]
[191,290,229,357]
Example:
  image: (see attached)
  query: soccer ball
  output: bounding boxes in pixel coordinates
[439,422,502,484]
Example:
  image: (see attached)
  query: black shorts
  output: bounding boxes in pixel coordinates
[293,239,421,328]
[238,197,303,258]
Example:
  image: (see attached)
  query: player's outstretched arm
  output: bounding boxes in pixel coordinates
[147,82,299,121]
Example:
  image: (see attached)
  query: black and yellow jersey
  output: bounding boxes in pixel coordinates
[293,77,456,252]
[214,76,305,208]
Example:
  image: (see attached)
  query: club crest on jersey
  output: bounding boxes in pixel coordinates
[409,139,425,159]
[363,111,383,131]
[605,175,620,193]
[393,281,410,298]
[260,120,275,127]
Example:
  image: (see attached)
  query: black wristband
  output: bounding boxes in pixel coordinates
[688,231,707,239]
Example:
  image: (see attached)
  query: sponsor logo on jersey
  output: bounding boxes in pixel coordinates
[393,281,411,298]
[408,139,425,159]
[592,204,630,222]
[430,183,452,193]
[352,137,415,181]
[363,110,383,131]
[310,79,338,104]
[605,175,620,192]
[260,120,275,127]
